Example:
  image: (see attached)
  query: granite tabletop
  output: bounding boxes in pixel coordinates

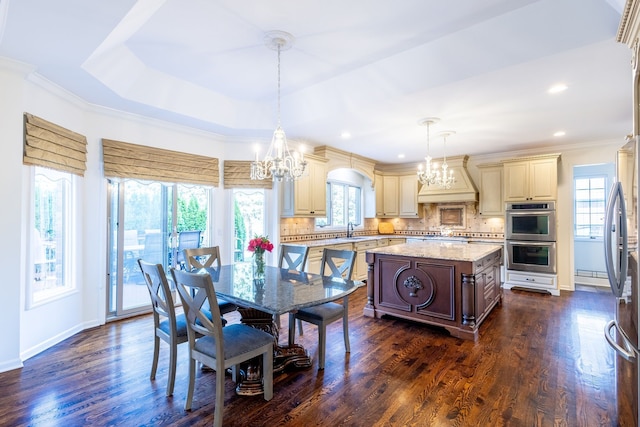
[365,241,503,262]
[191,263,360,315]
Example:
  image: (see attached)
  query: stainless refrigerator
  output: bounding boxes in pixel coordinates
[604,138,639,426]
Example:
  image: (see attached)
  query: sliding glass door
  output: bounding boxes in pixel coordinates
[107,179,211,319]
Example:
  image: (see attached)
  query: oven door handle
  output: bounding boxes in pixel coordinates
[505,210,553,216]
[604,319,637,361]
[507,240,555,247]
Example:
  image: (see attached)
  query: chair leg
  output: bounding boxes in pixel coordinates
[343,308,350,353]
[150,334,160,380]
[263,348,274,401]
[214,364,225,427]
[297,318,304,336]
[318,322,326,370]
[184,357,196,411]
[166,339,178,396]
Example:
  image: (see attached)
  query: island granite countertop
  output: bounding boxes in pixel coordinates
[366,241,502,262]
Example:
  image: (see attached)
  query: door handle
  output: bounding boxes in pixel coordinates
[604,319,637,362]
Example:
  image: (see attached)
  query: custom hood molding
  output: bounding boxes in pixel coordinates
[417,155,478,203]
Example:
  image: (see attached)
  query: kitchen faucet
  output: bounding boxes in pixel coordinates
[347,222,354,238]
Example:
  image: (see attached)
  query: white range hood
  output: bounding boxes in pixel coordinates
[417,155,478,204]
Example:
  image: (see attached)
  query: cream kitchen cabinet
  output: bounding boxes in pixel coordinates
[503,154,559,202]
[354,239,378,280]
[281,155,328,217]
[375,173,419,218]
[381,175,399,217]
[388,237,406,246]
[477,163,504,216]
[399,174,420,217]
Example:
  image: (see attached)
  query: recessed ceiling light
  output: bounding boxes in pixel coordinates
[340,131,351,139]
[553,131,566,137]
[548,84,568,94]
[398,154,405,159]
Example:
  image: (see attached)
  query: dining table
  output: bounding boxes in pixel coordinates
[191,262,360,395]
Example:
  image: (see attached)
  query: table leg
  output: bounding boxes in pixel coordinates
[235,308,311,396]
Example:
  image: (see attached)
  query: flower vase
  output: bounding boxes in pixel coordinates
[252,251,266,281]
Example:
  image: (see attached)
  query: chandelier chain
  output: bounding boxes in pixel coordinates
[251,32,307,182]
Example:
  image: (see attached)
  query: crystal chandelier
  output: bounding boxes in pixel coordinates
[416,117,440,186]
[437,131,456,189]
[251,31,307,181]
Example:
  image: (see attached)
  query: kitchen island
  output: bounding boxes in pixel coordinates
[364,241,503,341]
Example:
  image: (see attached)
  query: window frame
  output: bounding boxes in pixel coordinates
[574,174,607,241]
[316,180,362,229]
[27,166,77,308]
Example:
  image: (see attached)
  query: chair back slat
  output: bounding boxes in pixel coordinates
[278,244,309,271]
[138,259,175,321]
[171,269,224,341]
[320,248,356,280]
[184,246,221,270]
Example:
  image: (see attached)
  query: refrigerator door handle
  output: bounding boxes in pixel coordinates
[604,319,638,361]
[604,181,628,298]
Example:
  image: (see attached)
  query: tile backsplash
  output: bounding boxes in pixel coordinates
[280,202,504,242]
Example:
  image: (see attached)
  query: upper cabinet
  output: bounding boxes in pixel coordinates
[375,173,420,218]
[281,155,328,217]
[381,175,399,217]
[399,174,420,217]
[477,163,504,216]
[503,154,560,202]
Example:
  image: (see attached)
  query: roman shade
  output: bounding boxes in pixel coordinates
[23,113,88,176]
[223,160,273,189]
[102,139,219,187]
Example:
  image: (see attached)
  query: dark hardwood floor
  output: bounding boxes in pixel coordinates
[0,286,633,426]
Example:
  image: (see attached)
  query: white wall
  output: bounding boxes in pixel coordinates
[0,60,27,372]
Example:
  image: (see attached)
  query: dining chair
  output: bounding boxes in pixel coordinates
[276,244,310,328]
[278,244,309,272]
[137,259,188,396]
[176,230,202,269]
[289,248,356,369]
[171,268,274,426]
[183,246,238,315]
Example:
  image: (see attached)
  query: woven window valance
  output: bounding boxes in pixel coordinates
[102,139,219,187]
[223,160,273,189]
[23,113,88,176]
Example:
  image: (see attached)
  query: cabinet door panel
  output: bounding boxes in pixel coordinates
[503,162,529,201]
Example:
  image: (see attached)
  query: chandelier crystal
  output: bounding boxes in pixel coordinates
[416,117,440,186]
[251,31,307,181]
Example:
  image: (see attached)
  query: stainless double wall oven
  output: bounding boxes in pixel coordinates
[505,201,557,274]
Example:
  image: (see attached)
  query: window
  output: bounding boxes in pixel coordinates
[30,166,75,306]
[575,176,606,239]
[107,179,212,318]
[316,181,361,228]
[232,189,266,262]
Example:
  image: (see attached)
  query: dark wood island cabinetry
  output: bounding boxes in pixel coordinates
[363,242,503,341]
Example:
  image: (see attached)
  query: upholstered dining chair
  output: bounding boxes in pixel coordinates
[289,248,356,369]
[137,259,187,396]
[183,246,238,316]
[171,268,274,427]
